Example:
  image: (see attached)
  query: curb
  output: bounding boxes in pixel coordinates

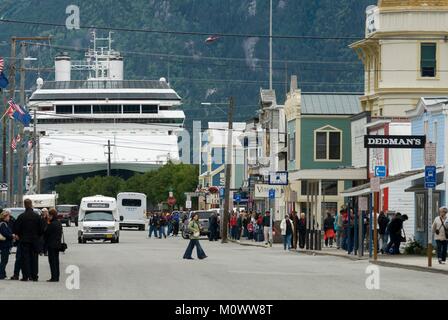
[228,239,268,248]
[370,260,448,276]
[297,250,368,261]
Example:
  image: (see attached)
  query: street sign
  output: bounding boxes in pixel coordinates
[234,193,241,202]
[425,142,437,166]
[185,200,192,209]
[219,188,225,198]
[374,166,386,177]
[269,189,276,199]
[425,166,437,189]
[359,197,368,211]
[268,171,288,186]
[371,177,380,193]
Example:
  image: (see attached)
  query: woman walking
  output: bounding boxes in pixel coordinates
[0,210,14,280]
[432,207,448,264]
[323,212,335,247]
[183,213,207,260]
[44,208,62,282]
[280,214,294,250]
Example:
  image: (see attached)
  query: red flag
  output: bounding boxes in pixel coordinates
[5,105,14,119]
[0,57,4,73]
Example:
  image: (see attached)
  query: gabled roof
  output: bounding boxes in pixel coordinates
[406,97,448,118]
[301,93,362,115]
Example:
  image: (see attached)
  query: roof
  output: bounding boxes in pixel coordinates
[301,94,362,115]
[41,80,171,90]
[379,0,448,8]
[341,169,424,196]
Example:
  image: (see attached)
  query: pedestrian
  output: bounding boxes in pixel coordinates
[298,212,306,249]
[172,211,180,237]
[323,212,335,247]
[13,199,46,281]
[159,213,167,239]
[263,211,271,245]
[183,213,207,260]
[280,214,294,250]
[348,209,355,254]
[242,212,249,239]
[236,212,243,241]
[148,212,159,238]
[0,210,14,280]
[229,213,237,240]
[209,213,219,241]
[44,208,62,282]
[334,210,342,249]
[378,211,390,254]
[432,207,448,264]
[386,213,408,255]
[39,208,49,256]
[166,213,173,236]
[8,213,22,280]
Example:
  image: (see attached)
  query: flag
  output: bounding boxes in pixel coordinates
[11,137,16,150]
[0,57,4,73]
[5,104,14,119]
[8,99,31,127]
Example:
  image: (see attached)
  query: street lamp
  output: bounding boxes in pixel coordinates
[202,98,234,243]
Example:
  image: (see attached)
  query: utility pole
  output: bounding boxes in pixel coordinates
[2,88,6,183]
[17,42,26,204]
[106,139,112,176]
[37,131,41,194]
[222,97,234,243]
[8,38,17,207]
[269,0,273,90]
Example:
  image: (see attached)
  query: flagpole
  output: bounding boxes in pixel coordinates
[8,38,16,207]
[17,42,25,203]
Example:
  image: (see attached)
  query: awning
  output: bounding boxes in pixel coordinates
[340,169,425,197]
[289,168,367,181]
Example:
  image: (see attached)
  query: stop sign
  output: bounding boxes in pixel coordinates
[167,197,176,206]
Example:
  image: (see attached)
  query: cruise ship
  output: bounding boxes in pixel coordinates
[27,33,185,193]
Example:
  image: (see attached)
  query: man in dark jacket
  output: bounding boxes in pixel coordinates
[297,213,307,249]
[378,211,390,254]
[44,208,62,282]
[386,213,408,255]
[209,213,218,241]
[13,199,46,281]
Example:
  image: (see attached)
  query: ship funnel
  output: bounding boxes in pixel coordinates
[55,52,71,81]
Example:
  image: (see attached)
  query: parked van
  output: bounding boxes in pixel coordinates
[24,194,58,209]
[117,192,146,231]
[78,195,122,244]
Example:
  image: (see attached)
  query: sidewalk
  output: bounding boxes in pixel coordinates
[228,239,448,274]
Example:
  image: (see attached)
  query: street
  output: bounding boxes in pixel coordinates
[0,226,446,300]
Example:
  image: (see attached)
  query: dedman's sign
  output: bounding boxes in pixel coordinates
[364,135,426,149]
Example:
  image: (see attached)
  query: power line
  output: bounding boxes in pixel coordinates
[0,18,364,41]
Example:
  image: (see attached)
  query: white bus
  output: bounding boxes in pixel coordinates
[78,195,121,244]
[117,192,147,231]
[24,194,58,209]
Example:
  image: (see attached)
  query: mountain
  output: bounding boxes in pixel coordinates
[0,0,373,126]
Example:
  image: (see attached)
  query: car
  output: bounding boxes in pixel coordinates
[181,210,214,239]
[56,205,79,227]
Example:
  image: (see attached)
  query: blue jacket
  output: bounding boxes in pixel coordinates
[0,221,14,250]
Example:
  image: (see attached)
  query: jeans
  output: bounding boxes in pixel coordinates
[283,234,292,250]
[148,225,158,238]
[379,233,388,252]
[335,230,342,248]
[436,240,447,262]
[0,248,10,279]
[159,226,167,238]
[48,248,60,281]
[183,239,207,259]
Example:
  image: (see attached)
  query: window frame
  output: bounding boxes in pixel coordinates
[313,125,343,162]
[418,42,438,79]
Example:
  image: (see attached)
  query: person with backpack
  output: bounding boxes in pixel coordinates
[432,207,448,264]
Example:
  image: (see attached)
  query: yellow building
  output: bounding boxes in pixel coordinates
[350,0,448,117]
